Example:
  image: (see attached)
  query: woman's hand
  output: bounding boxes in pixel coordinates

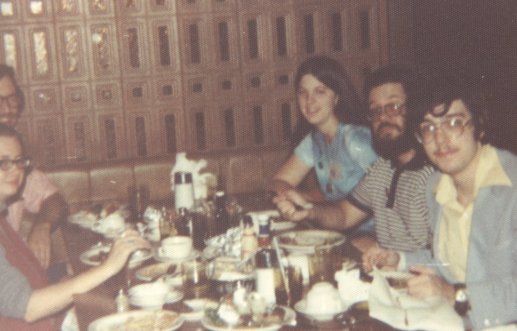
[361,245,400,272]
[273,189,312,222]
[407,265,455,303]
[103,230,150,273]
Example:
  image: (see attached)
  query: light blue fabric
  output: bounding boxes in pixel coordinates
[294,123,378,201]
[403,147,517,330]
[295,123,378,235]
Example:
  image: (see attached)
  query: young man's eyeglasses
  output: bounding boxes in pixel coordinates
[415,117,472,144]
[0,93,21,108]
[367,103,406,121]
[0,157,31,171]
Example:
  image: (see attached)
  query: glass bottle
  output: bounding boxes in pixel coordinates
[257,215,271,248]
[255,248,288,306]
[176,207,193,238]
[214,191,229,235]
[115,289,129,313]
[241,215,258,260]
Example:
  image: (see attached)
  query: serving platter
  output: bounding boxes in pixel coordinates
[201,305,295,331]
[88,310,183,331]
[275,230,346,254]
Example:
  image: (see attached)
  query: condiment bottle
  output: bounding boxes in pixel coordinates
[174,171,194,210]
[255,249,288,306]
[176,207,193,238]
[257,215,271,248]
[214,191,229,235]
[241,215,258,260]
[115,289,129,313]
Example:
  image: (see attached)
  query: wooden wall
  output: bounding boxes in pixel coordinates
[0,0,389,169]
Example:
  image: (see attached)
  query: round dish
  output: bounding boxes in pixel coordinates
[68,211,97,229]
[135,262,178,282]
[88,310,183,331]
[201,305,295,331]
[294,299,347,322]
[155,249,199,263]
[180,298,218,321]
[80,244,152,269]
[276,230,346,254]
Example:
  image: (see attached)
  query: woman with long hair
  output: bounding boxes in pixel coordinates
[270,56,377,206]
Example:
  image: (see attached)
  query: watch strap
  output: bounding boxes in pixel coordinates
[453,283,470,316]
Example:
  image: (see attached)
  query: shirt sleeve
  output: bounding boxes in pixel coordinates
[293,134,315,168]
[0,246,33,319]
[349,161,379,212]
[21,169,59,214]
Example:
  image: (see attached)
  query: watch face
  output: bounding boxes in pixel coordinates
[456,288,468,302]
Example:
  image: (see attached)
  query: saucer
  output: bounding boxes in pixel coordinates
[155,249,199,263]
[294,299,347,322]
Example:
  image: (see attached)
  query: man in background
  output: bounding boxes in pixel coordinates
[0,64,68,278]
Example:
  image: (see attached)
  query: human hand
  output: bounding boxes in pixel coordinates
[273,189,311,222]
[407,265,455,303]
[28,223,52,269]
[103,230,150,273]
[361,245,400,272]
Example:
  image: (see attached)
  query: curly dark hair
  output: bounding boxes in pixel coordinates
[409,71,487,143]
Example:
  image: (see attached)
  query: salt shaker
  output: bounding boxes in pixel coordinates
[174,172,194,210]
[115,289,129,313]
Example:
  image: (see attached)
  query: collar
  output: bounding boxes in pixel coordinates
[435,145,511,205]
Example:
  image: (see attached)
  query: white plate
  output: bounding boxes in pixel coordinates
[294,299,347,322]
[68,211,98,229]
[155,249,200,263]
[201,305,295,331]
[270,220,296,231]
[181,298,218,321]
[88,310,183,331]
[80,244,153,269]
[129,290,184,309]
[276,230,346,254]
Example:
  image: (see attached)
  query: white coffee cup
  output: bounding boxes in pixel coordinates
[305,281,345,315]
[159,236,193,260]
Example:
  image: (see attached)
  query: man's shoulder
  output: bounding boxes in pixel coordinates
[496,147,517,183]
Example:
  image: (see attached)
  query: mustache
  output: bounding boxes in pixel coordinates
[377,122,402,132]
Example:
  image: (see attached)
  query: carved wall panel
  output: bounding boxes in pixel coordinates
[1,0,389,167]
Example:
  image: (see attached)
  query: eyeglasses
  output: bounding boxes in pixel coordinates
[0,157,31,171]
[415,117,472,144]
[367,103,406,121]
[0,92,20,109]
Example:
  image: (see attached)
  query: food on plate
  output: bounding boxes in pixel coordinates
[90,250,109,264]
[113,311,180,331]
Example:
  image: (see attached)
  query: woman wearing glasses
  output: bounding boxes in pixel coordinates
[0,124,150,330]
[269,56,377,235]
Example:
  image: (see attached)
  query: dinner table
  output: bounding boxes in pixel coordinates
[62,192,396,331]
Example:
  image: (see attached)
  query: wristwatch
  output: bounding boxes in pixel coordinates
[453,283,470,316]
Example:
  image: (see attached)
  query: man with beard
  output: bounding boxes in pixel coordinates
[274,65,434,252]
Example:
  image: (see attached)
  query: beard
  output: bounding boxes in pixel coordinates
[373,124,414,161]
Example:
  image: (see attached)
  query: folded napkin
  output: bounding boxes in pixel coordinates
[335,268,370,307]
[368,268,463,331]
